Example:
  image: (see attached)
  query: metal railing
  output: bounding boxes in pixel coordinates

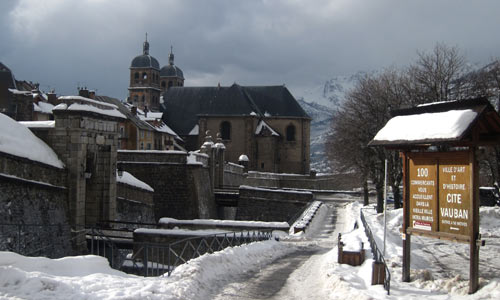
[359,210,391,295]
[88,228,274,277]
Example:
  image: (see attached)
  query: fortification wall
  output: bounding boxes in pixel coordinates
[0,152,73,258]
[235,186,313,222]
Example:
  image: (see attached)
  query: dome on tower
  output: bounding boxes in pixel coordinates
[130,35,160,70]
[160,47,184,79]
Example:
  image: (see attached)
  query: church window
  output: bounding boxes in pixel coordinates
[141,95,145,102]
[220,121,231,140]
[286,124,296,142]
[143,72,147,80]
[134,72,139,79]
[147,143,151,150]
[161,81,166,88]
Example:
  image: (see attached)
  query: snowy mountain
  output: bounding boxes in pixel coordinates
[298,72,365,173]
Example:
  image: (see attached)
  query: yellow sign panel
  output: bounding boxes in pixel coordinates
[439,158,471,236]
[409,158,438,232]
[408,152,472,238]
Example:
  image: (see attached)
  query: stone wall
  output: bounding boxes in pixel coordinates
[48,109,120,227]
[118,150,216,220]
[244,171,360,191]
[116,182,154,223]
[223,162,245,189]
[236,186,313,222]
[0,152,74,258]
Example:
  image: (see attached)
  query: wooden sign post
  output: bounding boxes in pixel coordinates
[401,150,480,294]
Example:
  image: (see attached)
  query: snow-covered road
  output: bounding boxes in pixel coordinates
[212,200,349,299]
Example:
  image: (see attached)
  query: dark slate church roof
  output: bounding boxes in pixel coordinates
[160,64,184,79]
[161,84,310,136]
[131,55,160,70]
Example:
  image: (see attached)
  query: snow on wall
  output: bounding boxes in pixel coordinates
[116,171,154,192]
[0,113,64,168]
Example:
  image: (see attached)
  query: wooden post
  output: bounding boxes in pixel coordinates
[401,151,411,282]
[469,148,480,294]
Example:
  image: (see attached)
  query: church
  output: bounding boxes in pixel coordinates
[127,38,311,174]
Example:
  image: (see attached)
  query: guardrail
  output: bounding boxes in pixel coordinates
[88,228,274,276]
[359,209,391,295]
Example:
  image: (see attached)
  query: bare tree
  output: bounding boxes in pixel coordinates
[406,43,468,105]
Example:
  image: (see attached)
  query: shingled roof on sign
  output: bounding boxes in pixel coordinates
[161,84,310,136]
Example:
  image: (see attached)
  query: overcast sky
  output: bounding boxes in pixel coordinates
[1,0,500,101]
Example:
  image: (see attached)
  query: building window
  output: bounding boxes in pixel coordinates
[134,72,139,79]
[141,95,145,102]
[261,162,265,169]
[142,72,147,80]
[147,143,151,150]
[119,126,124,137]
[286,124,296,142]
[220,121,231,140]
[161,81,166,88]
[140,142,144,150]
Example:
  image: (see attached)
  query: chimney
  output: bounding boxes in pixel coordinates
[47,91,58,105]
[131,106,137,116]
[79,87,90,98]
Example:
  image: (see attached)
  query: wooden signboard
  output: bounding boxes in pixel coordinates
[403,150,479,294]
[407,152,472,240]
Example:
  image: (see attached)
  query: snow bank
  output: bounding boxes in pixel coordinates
[0,113,64,168]
[0,240,294,300]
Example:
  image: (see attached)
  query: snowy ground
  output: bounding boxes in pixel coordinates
[1,196,500,299]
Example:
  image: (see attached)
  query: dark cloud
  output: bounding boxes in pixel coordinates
[1,0,500,100]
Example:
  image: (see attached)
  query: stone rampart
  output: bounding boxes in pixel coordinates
[244,171,360,190]
[116,182,155,223]
[118,150,216,220]
[235,185,313,222]
[0,152,73,258]
[223,162,245,189]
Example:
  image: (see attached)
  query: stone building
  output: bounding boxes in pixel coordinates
[162,84,311,174]
[128,38,184,111]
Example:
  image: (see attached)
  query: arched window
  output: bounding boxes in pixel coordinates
[134,72,139,79]
[220,121,231,140]
[161,81,166,88]
[168,81,173,89]
[286,124,296,142]
[142,72,147,80]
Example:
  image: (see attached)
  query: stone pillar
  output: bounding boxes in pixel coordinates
[214,133,226,189]
[201,130,215,191]
[238,154,249,173]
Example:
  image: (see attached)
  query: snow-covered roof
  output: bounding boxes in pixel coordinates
[372,109,477,143]
[8,88,30,95]
[58,95,118,109]
[369,98,500,147]
[0,113,64,168]
[33,102,54,114]
[53,103,126,119]
[189,124,199,135]
[255,120,279,136]
[19,121,55,128]
[116,171,154,192]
